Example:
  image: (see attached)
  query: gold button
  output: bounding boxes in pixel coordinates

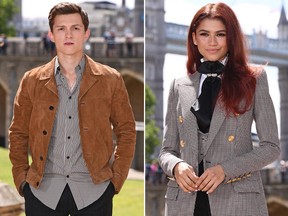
[180,140,185,148]
[178,116,183,124]
[228,135,234,142]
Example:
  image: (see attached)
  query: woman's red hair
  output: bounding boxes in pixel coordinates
[186,2,256,115]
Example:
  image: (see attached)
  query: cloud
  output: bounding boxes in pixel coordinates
[233,3,280,38]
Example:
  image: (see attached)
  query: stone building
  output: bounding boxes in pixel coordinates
[278,4,288,160]
[145,0,166,140]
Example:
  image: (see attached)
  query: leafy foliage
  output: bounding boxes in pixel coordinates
[0,0,19,35]
[145,85,160,162]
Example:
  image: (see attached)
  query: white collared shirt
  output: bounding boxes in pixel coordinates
[198,56,228,96]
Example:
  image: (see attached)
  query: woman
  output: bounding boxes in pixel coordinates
[158,2,280,216]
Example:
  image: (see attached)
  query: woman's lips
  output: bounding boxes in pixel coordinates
[206,49,219,54]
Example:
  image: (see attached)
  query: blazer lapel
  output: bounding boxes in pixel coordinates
[178,73,226,156]
[178,73,201,115]
[204,101,226,154]
[178,73,201,163]
[178,73,201,126]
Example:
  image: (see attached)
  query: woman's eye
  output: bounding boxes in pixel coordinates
[217,33,226,37]
[199,32,209,37]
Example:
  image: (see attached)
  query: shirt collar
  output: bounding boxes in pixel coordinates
[200,55,228,66]
[54,56,86,76]
[198,55,227,96]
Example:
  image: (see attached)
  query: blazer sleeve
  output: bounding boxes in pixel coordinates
[221,70,280,182]
[158,79,184,177]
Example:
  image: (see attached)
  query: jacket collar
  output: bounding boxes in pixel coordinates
[39,58,56,81]
[38,54,103,79]
[38,58,58,96]
[79,55,101,100]
[38,54,103,98]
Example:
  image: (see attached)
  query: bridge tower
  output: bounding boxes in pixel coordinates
[133,0,144,37]
[145,0,166,139]
[13,0,22,36]
[278,4,288,160]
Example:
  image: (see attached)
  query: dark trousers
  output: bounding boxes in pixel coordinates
[194,161,212,216]
[23,182,115,216]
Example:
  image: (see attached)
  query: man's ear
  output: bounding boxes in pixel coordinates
[84,29,90,41]
[48,31,54,43]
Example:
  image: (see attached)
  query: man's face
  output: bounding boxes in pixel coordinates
[48,13,90,56]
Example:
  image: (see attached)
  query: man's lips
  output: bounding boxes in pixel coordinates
[64,42,74,45]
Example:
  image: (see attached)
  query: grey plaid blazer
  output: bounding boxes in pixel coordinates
[159,70,280,216]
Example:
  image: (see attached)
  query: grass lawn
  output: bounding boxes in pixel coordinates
[0,147,13,185]
[0,147,144,216]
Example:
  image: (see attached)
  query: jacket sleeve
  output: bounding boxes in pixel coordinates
[158,79,184,177]
[221,70,280,182]
[110,74,136,193]
[8,72,32,195]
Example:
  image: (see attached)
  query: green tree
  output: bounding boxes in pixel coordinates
[0,0,18,35]
[145,85,160,163]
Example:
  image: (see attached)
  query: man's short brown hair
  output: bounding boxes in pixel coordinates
[48,2,89,32]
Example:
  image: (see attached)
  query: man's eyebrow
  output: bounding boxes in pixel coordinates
[55,24,83,28]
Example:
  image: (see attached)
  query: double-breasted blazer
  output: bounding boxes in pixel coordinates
[159,69,280,216]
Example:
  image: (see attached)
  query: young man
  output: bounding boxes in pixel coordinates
[9,2,136,216]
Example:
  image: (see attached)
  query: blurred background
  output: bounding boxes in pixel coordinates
[145,0,288,216]
[2,0,288,215]
[0,0,144,215]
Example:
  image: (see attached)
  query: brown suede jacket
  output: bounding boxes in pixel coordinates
[9,55,136,195]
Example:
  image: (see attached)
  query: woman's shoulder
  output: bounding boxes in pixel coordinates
[249,64,267,79]
[173,73,200,85]
[248,65,270,89]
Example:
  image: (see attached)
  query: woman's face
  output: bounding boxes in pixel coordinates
[192,18,228,62]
